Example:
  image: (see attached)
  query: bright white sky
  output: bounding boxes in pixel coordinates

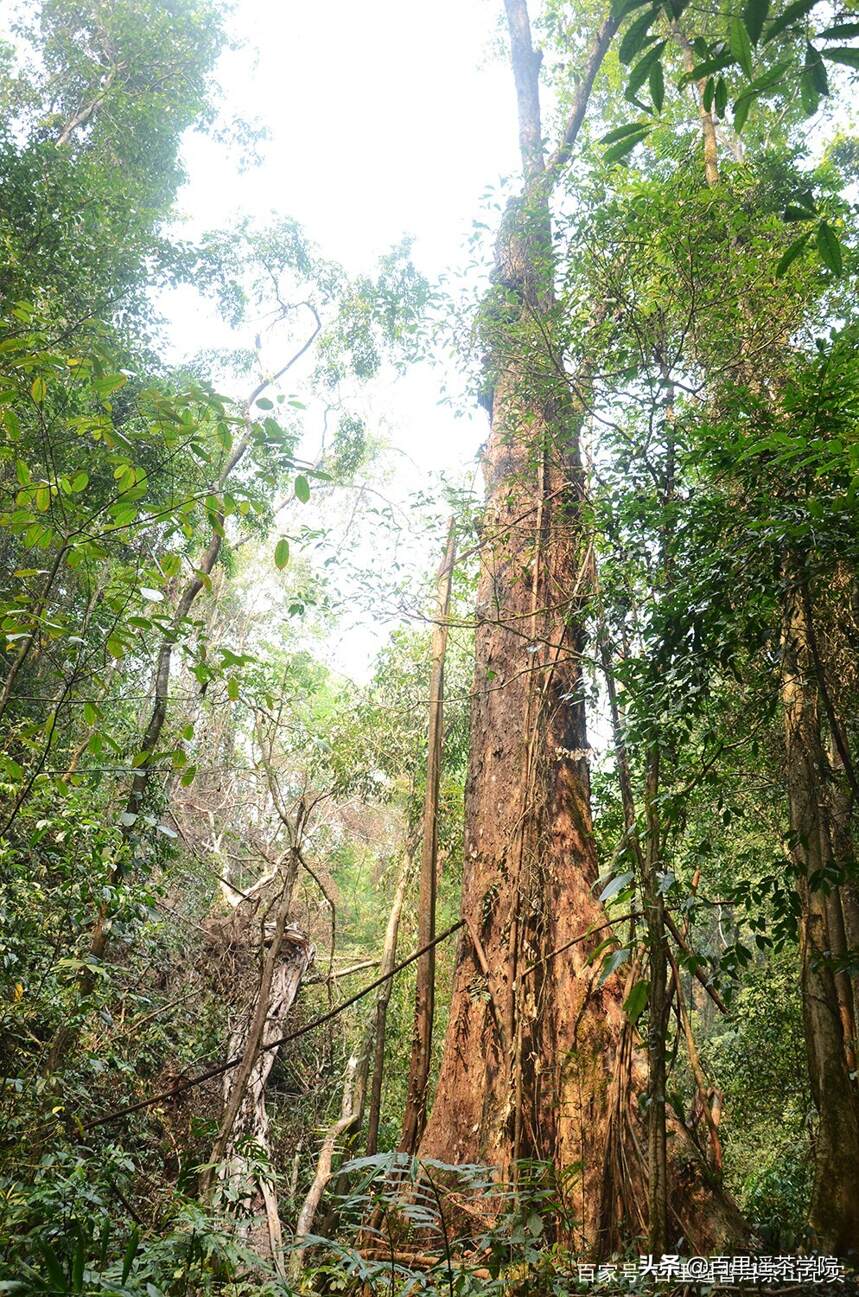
[158,0,522,677]
[163,0,517,466]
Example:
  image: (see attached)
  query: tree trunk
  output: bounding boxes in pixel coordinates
[831,761,859,1045]
[400,520,456,1153]
[368,850,415,1154]
[780,563,859,1255]
[214,926,313,1271]
[203,855,302,1190]
[643,749,669,1256]
[290,1054,360,1282]
[420,0,748,1256]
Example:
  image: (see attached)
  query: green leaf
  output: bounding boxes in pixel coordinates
[715,75,728,116]
[71,1230,85,1292]
[762,0,816,44]
[613,0,654,17]
[37,1243,66,1290]
[227,675,240,701]
[15,460,29,486]
[776,231,812,275]
[600,947,631,983]
[819,21,859,37]
[743,0,770,43]
[599,871,634,902]
[649,58,665,109]
[180,763,197,787]
[83,701,99,726]
[274,536,290,569]
[600,121,652,144]
[799,60,822,112]
[816,220,843,275]
[740,57,793,94]
[626,41,666,98]
[821,45,859,68]
[729,14,754,76]
[733,91,755,130]
[122,1227,139,1283]
[30,376,47,404]
[294,474,310,503]
[604,126,652,163]
[111,503,138,527]
[684,50,735,82]
[93,373,127,398]
[805,40,830,93]
[624,979,650,1024]
[98,1219,111,1268]
[619,6,659,64]
[783,201,816,221]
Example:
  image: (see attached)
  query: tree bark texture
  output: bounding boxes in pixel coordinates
[420,0,748,1256]
[780,563,859,1255]
[213,924,313,1270]
[419,208,745,1250]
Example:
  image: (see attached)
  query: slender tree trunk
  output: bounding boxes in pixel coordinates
[780,561,859,1254]
[668,946,723,1174]
[673,25,720,186]
[368,851,415,1154]
[643,749,668,1256]
[316,851,415,1239]
[290,1054,360,1282]
[830,748,859,1042]
[88,529,228,963]
[400,521,456,1153]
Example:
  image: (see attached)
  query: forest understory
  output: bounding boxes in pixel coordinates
[1,0,859,1293]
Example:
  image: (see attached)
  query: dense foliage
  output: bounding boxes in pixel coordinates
[0,0,857,1292]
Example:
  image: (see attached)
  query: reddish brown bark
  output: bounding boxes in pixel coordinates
[419,0,748,1256]
[419,275,745,1246]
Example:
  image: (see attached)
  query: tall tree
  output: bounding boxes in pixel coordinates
[420,0,746,1253]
